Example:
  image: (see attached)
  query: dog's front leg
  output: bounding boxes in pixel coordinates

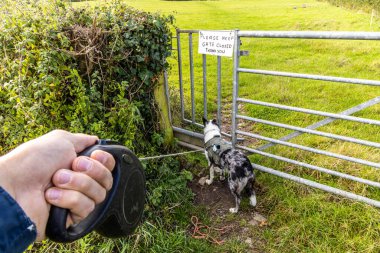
[219,167,225,181]
[206,164,215,185]
[213,166,224,181]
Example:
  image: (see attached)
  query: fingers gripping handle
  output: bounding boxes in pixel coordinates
[46,140,146,243]
[45,142,120,242]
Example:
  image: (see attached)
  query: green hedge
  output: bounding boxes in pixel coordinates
[1,2,200,251]
[0,0,173,154]
[320,0,380,12]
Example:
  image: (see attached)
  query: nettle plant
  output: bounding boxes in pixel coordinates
[0,0,173,154]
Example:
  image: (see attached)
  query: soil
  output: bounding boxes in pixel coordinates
[188,176,268,252]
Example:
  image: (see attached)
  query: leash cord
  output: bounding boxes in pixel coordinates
[191,216,232,245]
[139,150,203,161]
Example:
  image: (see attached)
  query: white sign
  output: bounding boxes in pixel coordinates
[198,30,235,57]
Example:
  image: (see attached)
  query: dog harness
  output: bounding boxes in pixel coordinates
[204,136,232,166]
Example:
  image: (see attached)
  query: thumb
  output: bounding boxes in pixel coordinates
[69,133,99,153]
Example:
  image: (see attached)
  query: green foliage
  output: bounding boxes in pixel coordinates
[0,1,207,251]
[0,0,174,154]
[144,158,194,227]
[320,0,380,12]
[0,2,205,251]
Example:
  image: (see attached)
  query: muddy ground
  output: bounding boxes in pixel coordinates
[188,175,268,252]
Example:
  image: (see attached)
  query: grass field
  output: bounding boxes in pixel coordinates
[40,0,380,252]
[125,1,380,252]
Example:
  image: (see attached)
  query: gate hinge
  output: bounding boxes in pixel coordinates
[239,50,249,56]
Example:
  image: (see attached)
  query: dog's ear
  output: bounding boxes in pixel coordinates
[211,119,220,127]
[202,117,208,126]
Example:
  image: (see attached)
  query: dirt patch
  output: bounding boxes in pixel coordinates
[191,177,235,213]
[188,176,268,252]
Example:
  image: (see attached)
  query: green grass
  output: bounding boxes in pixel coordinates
[321,0,380,13]
[35,0,380,252]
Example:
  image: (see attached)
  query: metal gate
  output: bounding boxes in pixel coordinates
[169,29,380,208]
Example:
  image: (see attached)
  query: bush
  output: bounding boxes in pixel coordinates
[0,1,203,251]
[320,0,380,12]
[0,0,173,154]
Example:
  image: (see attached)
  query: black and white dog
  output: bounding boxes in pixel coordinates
[203,117,256,213]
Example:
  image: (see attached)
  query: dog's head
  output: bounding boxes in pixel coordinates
[202,117,221,138]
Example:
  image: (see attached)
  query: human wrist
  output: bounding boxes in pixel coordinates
[0,151,48,241]
[0,154,17,201]
[0,152,36,217]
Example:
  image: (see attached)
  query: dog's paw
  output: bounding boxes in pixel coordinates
[205,179,213,185]
[250,195,257,207]
[229,208,238,213]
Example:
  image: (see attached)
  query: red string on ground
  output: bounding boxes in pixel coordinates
[191,215,233,245]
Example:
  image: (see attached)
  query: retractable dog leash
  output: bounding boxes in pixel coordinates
[46,140,202,242]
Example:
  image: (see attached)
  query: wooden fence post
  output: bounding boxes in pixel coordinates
[154,73,174,147]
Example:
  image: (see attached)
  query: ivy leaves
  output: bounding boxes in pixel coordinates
[0,0,174,153]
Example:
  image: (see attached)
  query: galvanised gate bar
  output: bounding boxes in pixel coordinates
[170,29,380,208]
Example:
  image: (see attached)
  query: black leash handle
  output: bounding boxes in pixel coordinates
[46,140,146,242]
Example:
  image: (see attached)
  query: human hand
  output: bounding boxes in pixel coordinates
[0,130,115,241]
